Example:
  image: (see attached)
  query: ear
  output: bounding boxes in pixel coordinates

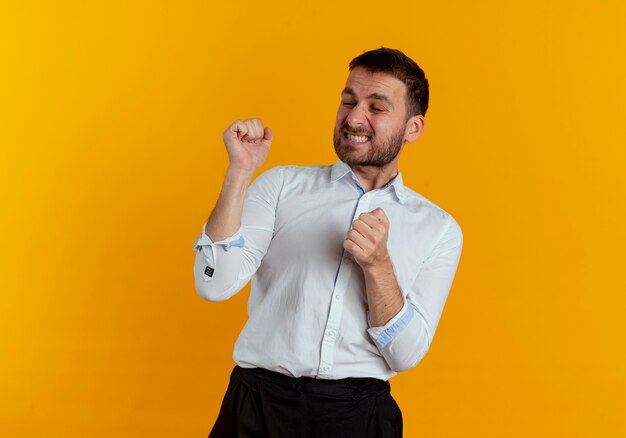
[404,114,425,143]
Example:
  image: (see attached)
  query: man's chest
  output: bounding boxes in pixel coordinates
[262,188,440,290]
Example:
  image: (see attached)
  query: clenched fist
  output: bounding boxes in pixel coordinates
[223,118,272,173]
[343,208,391,268]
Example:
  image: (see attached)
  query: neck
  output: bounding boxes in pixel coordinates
[349,162,399,192]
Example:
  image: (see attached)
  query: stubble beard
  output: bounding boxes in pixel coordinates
[334,124,405,168]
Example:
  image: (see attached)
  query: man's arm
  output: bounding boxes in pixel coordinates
[192,118,277,301]
[204,118,271,242]
[344,208,404,326]
[204,167,254,243]
[344,208,463,372]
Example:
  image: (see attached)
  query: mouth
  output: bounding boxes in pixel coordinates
[343,131,371,144]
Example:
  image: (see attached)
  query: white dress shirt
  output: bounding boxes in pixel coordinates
[193,160,463,381]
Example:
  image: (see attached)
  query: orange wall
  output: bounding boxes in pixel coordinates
[1,1,625,436]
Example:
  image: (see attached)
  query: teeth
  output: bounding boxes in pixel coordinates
[347,133,369,143]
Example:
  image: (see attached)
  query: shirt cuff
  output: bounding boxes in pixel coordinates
[192,224,245,281]
[193,224,245,251]
[366,295,415,349]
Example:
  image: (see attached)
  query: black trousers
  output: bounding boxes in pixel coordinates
[208,365,403,438]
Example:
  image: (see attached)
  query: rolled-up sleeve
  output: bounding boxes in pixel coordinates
[192,166,283,302]
[367,215,463,372]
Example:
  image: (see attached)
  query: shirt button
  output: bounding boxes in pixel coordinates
[335,294,341,300]
[327,330,335,338]
[321,366,329,373]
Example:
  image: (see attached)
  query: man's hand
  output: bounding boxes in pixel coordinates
[343,208,391,268]
[222,118,272,173]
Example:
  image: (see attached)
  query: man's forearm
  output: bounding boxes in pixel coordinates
[205,167,254,242]
[362,257,404,327]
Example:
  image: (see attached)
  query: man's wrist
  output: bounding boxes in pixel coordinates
[226,165,255,181]
[361,254,394,277]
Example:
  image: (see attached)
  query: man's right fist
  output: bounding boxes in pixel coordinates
[222,118,272,173]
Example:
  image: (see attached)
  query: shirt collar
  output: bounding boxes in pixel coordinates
[330,159,353,183]
[330,159,408,204]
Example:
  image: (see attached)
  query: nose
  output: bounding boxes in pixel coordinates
[345,104,367,127]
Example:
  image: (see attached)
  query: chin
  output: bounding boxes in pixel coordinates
[334,146,358,163]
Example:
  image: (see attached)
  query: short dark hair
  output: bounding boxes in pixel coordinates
[349,47,429,118]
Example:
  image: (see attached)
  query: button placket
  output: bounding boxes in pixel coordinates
[317,192,373,378]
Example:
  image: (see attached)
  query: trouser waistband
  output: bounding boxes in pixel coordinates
[233,365,390,396]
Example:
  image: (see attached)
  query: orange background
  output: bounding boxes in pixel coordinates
[1,1,625,436]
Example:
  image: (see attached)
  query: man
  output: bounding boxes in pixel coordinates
[193,47,463,438]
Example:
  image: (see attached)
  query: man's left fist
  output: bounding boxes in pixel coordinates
[343,208,390,267]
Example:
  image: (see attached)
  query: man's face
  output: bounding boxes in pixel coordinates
[333,67,410,168]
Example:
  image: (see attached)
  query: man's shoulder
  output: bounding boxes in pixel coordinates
[252,164,333,193]
[400,184,460,227]
[263,163,333,180]
[270,163,331,172]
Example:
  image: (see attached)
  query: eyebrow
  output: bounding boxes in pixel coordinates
[341,87,394,109]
